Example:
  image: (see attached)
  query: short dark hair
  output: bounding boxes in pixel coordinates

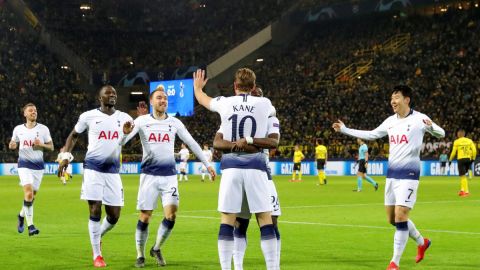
[392,85,412,100]
[316,138,324,145]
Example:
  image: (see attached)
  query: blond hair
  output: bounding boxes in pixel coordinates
[234,68,256,92]
[22,103,36,112]
[150,84,166,99]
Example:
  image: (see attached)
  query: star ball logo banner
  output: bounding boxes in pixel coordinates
[150,79,194,117]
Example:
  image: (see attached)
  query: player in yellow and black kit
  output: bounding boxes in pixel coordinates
[449,129,477,197]
[315,139,328,185]
[291,145,305,182]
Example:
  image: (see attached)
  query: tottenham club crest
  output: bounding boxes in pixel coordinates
[179,82,184,98]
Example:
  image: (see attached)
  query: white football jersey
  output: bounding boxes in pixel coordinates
[122,114,210,176]
[210,94,274,142]
[74,109,133,173]
[11,123,52,170]
[341,109,445,180]
[264,116,280,180]
[203,149,213,162]
[179,148,190,162]
[210,94,274,171]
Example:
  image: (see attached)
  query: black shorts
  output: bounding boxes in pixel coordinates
[358,160,367,173]
[317,159,326,170]
[440,161,447,168]
[458,158,471,176]
[293,162,301,171]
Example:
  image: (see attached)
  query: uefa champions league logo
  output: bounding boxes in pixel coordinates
[475,163,480,176]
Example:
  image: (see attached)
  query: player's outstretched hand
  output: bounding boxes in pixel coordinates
[123,121,135,135]
[137,101,148,116]
[193,69,208,91]
[57,159,69,178]
[207,166,217,181]
[8,140,17,150]
[332,120,345,132]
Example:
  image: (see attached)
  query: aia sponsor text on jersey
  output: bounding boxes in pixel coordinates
[390,134,409,144]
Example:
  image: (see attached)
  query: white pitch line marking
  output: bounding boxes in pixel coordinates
[179,199,480,213]
[176,215,480,236]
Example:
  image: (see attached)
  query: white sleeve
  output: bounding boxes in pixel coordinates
[422,115,445,138]
[267,117,280,135]
[340,118,389,140]
[269,104,276,117]
[120,117,141,145]
[74,112,88,133]
[43,126,53,143]
[176,120,211,168]
[11,126,19,142]
[209,96,225,113]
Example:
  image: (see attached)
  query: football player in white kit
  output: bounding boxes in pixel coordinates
[201,144,214,182]
[214,87,282,270]
[10,103,54,236]
[57,85,134,268]
[194,68,279,270]
[120,86,216,268]
[333,85,445,270]
[177,143,190,182]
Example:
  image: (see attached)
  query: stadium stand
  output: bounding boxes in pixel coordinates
[1,2,479,161]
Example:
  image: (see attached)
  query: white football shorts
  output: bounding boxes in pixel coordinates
[218,168,272,214]
[81,169,124,206]
[385,178,419,209]
[179,162,187,171]
[137,174,179,210]
[237,178,281,219]
[18,168,44,191]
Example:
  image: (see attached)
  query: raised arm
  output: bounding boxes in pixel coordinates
[120,120,138,145]
[332,119,388,141]
[193,69,213,110]
[423,119,445,138]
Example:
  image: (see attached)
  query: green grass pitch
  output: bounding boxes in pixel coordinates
[0,174,479,269]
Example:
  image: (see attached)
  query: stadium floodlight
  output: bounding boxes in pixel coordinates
[256,58,264,62]
[130,92,143,95]
[80,4,91,10]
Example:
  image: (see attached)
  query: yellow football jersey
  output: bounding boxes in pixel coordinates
[450,137,477,160]
[315,145,327,160]
[293,150,305,163]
